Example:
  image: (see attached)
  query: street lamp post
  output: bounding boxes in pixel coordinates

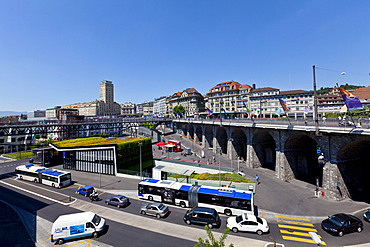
[138,142,143,180]
[312,65,320,136]
[229,138,234,169]
[217,146,221,187]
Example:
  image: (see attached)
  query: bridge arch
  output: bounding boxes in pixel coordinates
[215,127,227,154]
[195,125,202,144]
[204,125,213,148]
[230,128,247,161]
[337,140,370,202]
[284,134,320,185]
[252,131,276,170]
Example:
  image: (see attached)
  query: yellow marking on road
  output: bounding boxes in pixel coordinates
[276,219,314,227]
[275,215,310,221]
[280,230,323,238]
[61,185,80,190]
[282,235,326,245]
[278,224,317,232]
[98,191,105,196]
[68,240,91,246]
[40,237,51,245]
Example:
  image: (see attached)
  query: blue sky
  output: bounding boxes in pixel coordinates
[1,0,370,112]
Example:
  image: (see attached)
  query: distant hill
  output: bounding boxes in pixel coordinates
[0,111,26,117]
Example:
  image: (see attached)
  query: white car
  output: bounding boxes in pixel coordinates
[226,213,269,235]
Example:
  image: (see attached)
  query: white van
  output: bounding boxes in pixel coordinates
[51,211,106,245]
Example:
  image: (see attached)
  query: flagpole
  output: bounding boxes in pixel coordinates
[312,65,320,136]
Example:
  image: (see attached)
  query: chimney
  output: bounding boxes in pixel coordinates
[252,83,256,89]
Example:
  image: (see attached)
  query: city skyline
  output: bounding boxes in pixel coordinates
[1,1,370,112]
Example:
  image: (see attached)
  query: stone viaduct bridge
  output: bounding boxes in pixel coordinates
[172,118,370,202]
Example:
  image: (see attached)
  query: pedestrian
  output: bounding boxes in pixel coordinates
[255,174,260,184]
[322,116,326,125]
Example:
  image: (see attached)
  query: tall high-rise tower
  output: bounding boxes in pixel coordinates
[100,80,114,103]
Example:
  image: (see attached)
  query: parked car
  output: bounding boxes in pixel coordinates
[363,209,370,222]
[140,203,170,218]
[76,185,95,197]
[226,213,269,235]
[183,207,221,229]
[321,213,363,237]
[105,195,130,208]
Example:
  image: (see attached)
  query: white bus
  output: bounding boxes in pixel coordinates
[138,179,254,216]
[15,164,72,188]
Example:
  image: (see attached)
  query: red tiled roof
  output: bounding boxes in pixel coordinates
[279,90,311,95]
[251,87,279,92]
[353,87,370,100]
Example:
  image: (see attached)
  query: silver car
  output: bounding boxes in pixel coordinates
[140,202,170,219]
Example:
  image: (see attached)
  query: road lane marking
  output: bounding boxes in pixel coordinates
[280,230,323,238]
[282,235,326,245]
[274,215,310,221]
[0,181,76,206]
[278,224,317,232]
[276,219,314,227]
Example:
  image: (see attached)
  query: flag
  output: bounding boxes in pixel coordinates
[243,102,252,113]
[304,105,310,114]
[338,88,363,111]
[206,108,213,117]
[278,97,290,112]
[221,107,227,113]
[275,107,283,116]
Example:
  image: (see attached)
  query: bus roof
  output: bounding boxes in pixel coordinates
[41,169,66,177]
[16,164,68,177]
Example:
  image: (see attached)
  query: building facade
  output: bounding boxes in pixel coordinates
[167,88,205,117]
[120,102,136,116]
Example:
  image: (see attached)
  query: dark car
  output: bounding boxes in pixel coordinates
[76,185,95,197]
[363,209,370,222]
[105,195,130,208]
[183,207,221,229]
[321,213,363,237]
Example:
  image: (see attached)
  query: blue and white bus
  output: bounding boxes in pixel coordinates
[15,164,72,188]
[138,179,254,216]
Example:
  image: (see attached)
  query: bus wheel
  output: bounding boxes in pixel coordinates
[148,196,153,201]
[93,232,99,238]
[57,238,64,245]
[225,209,232,216]
[19,176,23,180]
[180,201,186,208]
[51,183,55,188]
[33,179,37,183]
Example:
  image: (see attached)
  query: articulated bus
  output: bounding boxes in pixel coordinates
[138,179,253,216]
[15,164,72,188]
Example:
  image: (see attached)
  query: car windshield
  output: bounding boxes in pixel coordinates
[158,204,166,210]
[118,196,126,200]
[235,215,243,223]
[328,216,344,227]
[92,214,101,226]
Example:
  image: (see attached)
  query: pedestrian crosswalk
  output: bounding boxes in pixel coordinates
[275,215,326,245]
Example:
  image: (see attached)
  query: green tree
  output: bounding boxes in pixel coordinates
[173,105,185,117]
[194,226,234,247]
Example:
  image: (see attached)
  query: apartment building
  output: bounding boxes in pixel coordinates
[167,88,205,117]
